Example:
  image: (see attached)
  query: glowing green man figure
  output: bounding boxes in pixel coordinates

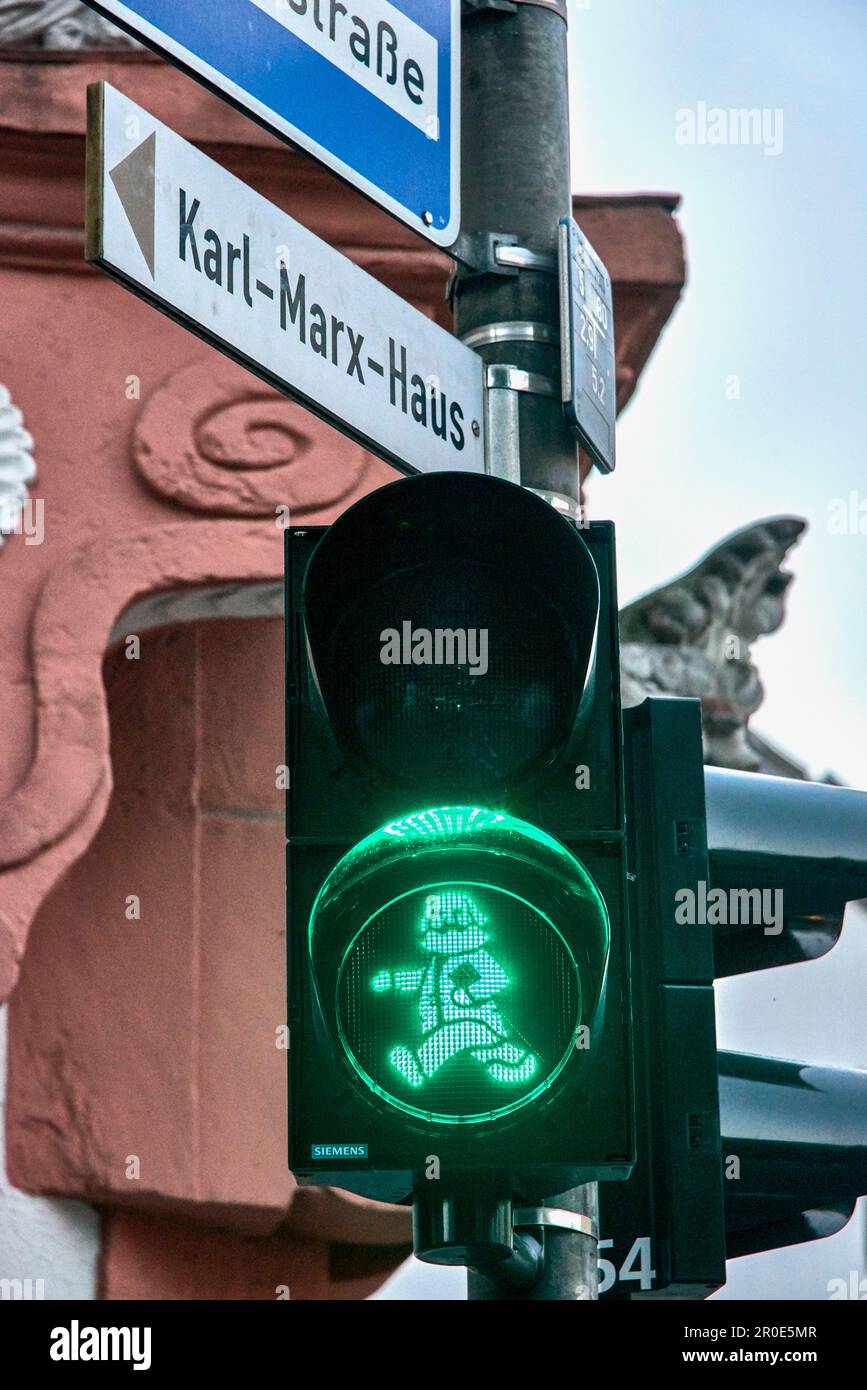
[371,890,538,1089]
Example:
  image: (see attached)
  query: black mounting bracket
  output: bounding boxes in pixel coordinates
[449,230,520,276]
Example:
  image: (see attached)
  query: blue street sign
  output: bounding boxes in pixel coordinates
[83,0,460,246]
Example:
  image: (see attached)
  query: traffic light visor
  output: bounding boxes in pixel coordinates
[302,473,600,794]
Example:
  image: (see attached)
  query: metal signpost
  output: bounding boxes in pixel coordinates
[81,0,460,245]
[85,82,484,477]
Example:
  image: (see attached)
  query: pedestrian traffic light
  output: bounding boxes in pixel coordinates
[286,470,634,1223]
[309,807,610,1129]
[599,710,867,1298]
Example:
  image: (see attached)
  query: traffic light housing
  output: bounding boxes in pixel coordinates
[599,709,867,1298]
[288,474,867,1288]
[597,696,726,1299]
[708,770,867,1264]
[286,471,634,1206]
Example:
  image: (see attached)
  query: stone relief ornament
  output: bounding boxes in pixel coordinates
[0,383,37,549]
[619,516,806,772]
[132,358,392,516]
[0,0,136,47]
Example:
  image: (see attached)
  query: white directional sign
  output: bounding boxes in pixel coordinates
[82,0,460,245]
[86,84,484,477]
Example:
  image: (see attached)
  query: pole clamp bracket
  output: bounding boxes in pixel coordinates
[462,320,560,350]
[514,1208,598,1238]
[447,234,557,303]
[450,232,557,277]
[486,364,559,397]
[449,230,520,278]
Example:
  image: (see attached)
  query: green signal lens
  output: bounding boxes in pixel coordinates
[310,806,610,1128]
[337,883,581,1123]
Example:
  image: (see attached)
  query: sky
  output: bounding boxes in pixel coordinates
[376,0,867,1302]
[569,0,867,788]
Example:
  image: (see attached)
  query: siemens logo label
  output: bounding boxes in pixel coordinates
[311,1143,369,1159]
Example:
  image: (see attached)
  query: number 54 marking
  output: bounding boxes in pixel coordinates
[598,1237,656,1294]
